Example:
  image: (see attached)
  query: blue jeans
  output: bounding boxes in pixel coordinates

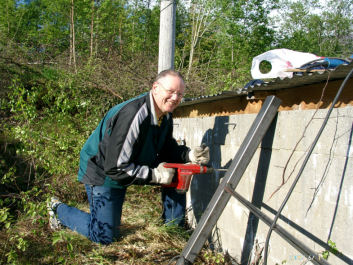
[161,187,186,227]
[57,185,126,244]
[56,185,185,244]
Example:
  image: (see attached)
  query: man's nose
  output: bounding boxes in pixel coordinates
[170,93,180,100]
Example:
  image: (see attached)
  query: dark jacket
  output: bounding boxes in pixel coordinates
[77,92,189,188]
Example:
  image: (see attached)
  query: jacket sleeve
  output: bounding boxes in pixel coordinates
[103,102,152,186]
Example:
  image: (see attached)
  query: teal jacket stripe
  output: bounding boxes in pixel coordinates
[77,93,147,185]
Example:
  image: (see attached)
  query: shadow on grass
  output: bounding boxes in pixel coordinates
[119,223,146,239]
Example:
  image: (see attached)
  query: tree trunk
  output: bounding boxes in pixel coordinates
[90,0,95,59]
[186,0,215,81]
[69,11,72,65]
[95,0,99,57]
[119,16,123,57]
[70,0,77,72]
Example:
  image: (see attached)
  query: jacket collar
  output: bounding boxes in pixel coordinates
[148,91,169,125]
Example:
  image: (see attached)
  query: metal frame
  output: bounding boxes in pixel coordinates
[224,185,330,265]
[176,96,281,264]
[176,95,331,265]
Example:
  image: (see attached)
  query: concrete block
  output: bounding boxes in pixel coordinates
[172,106,353,265]
[224,114,256,148]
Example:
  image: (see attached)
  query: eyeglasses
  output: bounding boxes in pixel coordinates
[157,82,184,98]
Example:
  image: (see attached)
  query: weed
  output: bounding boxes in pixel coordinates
[322,239,340,260]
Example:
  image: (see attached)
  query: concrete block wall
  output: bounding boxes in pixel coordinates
[172,106,353,265]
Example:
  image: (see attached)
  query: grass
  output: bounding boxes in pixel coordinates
[0,183,236,264]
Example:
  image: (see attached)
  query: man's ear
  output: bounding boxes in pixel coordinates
[152,82,160,96]
[152,82,158,92]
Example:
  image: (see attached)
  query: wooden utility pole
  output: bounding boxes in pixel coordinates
[158,0,176,73]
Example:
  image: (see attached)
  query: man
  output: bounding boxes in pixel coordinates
[47,69,209,244]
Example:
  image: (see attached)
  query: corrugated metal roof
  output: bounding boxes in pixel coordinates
[180,61,353,106]
[181,90,244,106]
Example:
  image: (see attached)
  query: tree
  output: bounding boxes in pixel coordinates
[69,0,77,71]
[185,0,221,80]
[90,0,95,58]
[0,0,16,40]
[175,0,276,94]
[273,0,353,57]
[321,0,353,56]
[215,0,276,85]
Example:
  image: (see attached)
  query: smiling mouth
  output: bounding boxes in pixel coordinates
[167,100,177,105]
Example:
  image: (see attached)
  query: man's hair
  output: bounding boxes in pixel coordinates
[154,69,185,83]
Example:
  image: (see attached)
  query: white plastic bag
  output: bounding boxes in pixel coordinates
[251,48,320,79]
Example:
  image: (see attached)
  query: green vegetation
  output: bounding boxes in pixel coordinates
[0,21,233,265]
[0,0,352,264]
[322,240,340,260]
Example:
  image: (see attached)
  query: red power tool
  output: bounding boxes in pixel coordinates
[163,163,215,193]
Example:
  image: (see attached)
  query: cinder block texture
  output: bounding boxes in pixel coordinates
[173,106,353,265]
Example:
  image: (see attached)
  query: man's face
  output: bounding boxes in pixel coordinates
[152,75,185,117]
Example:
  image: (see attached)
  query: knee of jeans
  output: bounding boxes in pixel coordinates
[91,233,117,245]
[97,237,114,245]
[89,223,119,245]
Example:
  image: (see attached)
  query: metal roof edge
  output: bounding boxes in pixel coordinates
[180,61,353,107]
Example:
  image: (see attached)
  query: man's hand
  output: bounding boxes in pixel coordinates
[151,163,175,185]
[189,144,210,165]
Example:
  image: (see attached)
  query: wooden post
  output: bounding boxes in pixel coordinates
[158,0,176,73]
